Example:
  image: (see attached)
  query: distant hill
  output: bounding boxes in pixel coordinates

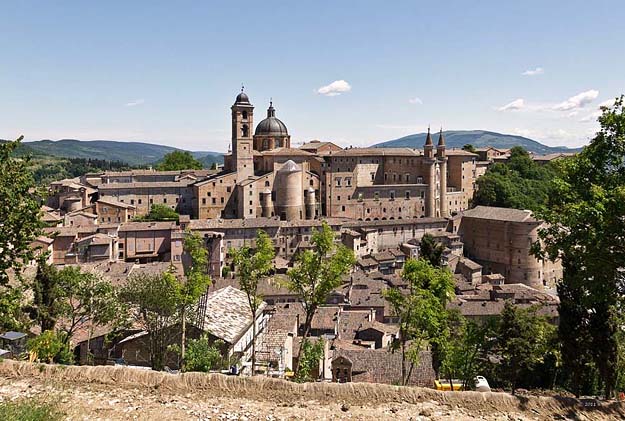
[373,130,582,155]
[20,139,224,168]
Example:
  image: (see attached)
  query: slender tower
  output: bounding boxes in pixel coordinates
[424,127,437,217]
[437,128,448,218]
[231,87,254,180]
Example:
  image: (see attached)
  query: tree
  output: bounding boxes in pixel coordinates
[534,96,625,398]
[286,221,355,373]
[462,144,477,153]
[231,230,275,375]
[496,302,555,395]
[133,204,179,222]
[0,137,43,285]
[29,259,64,332]
[119,270,182,370]
[156,151,203,171]
[473,146,556,211]
[382,258,454,385]
[55,267,122,358]
[419,233,444,267]
[179,231,212,370]
[0,137,43,332]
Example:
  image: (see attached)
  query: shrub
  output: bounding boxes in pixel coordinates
[27,330,74,364]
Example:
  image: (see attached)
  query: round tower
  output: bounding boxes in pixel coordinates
[261,189,272,218]
[276,160,303,221]
[305,187,316,220]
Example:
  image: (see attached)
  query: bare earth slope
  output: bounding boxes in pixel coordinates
[1,360,623,420]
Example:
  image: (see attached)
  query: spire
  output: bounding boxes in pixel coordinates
[267,99,276,118]
[424,126,433,146]
[438,127,445,147]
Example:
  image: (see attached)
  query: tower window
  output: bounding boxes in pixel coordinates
[241,125,249,137]
[242,111,248,120]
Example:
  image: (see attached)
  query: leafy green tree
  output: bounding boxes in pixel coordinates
[496,302,556,395]
[462,144,477,153]
[27,330,74,364]
[156,150,203,171]
[231,230,275,375]
[0,137,43,285]
[55,267,122,357]
[183,336,226,373]
[179,231,212,370]
[286,221,355,373]
[534,96,625,398]
[439,315,495,390]
[134,204,179,221]
[119,270,182,370]
[382,258,454,385]
[419,233,444,267]
[473,146,557,211]
[0,137,43,331]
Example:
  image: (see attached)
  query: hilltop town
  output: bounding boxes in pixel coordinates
[1,90,568,386]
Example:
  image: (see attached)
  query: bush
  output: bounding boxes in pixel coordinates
[27,330,74,364]
[184,337,226,372]
[0,399,64,421]
[295,339,324,382]
[133,204,179,222]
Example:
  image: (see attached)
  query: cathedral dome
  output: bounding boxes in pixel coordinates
[255,102,289,136]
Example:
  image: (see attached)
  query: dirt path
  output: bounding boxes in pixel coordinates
[0,360,623,420]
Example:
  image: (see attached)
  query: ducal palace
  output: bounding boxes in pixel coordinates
[191,89,478,221]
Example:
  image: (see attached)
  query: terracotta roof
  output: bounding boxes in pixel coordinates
[118,221,177,232]
[337,310,371,340]
[97,198,136,209]
[99,181,194,189]
[332,348,433,386]
[258,147,315,156]
[321,147,422,157]
[445,149,479,156]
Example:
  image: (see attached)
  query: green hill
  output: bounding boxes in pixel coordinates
[373,130,582,154]
[21,139,224,167]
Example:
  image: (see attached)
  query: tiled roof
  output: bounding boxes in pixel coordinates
[337,310,371,340]
[118,221,177,232]
[320,148,422,157]
[97,198,136,209]
[99,181,194,189]
[258,147,315,156]
[461,206,536,223]
[201,286,266,344]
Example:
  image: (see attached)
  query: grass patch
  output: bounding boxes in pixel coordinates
[0,398,64,421]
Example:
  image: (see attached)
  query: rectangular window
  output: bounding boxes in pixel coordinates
[390,191,395,200]
[221,197,224,204]
[202,198,206,205]
[405,191,410,199]
[163,198,167,204]
[370,172,375,181]
[130,199,135,205]
[212,198,216,204]
[138,199,142,205]
[335,177,342,187]
[345,177,352,187]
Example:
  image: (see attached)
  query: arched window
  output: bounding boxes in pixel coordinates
[275,138,282,148]
[241,124,249,137]
[263,139,269,150]
[242,111,248,120]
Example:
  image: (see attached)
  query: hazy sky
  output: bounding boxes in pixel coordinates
[2,1,624,152]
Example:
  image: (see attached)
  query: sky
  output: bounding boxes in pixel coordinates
[1,1,624,152]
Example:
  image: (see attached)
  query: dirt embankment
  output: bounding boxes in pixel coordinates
[0,360,623,420]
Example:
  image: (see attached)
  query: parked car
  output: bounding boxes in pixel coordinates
[475,376,491,392]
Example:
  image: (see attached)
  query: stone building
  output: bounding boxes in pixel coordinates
[458,206,562,289]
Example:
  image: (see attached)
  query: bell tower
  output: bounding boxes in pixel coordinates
[231,87,254,179]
